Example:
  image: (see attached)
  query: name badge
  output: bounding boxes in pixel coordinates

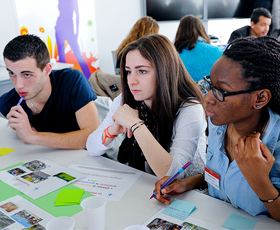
[205,167,220,190]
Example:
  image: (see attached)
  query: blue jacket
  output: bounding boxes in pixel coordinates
[178,41,223,82]
[206,107,280,216]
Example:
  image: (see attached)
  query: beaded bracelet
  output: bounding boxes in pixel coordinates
[102,126,117,145]
[259,187,280,203]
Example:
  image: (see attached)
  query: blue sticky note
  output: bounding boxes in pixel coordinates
[222,213,258,230]
[162,198,196,221]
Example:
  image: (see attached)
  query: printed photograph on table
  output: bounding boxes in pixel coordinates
[22,223,45,229]
[147,218,183,230]
[22,160,48,171]
[53,172,76,182]
[0,211,15,229]
[22,171,50,184]
[7,167,26,176]
[0,202,20,213]
[11,209,42,228]
[182,221,208,230]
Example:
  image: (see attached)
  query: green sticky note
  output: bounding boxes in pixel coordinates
[0,162,94,217]
[55,188,84,206]
[0,147,15,156]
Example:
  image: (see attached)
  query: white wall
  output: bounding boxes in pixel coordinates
[0,0,19,66]
[208,18,250,44]
[94,0,145,74]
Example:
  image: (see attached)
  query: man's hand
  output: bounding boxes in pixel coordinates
[6,105,36,142]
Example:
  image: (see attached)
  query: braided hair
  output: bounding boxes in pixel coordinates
[223,36,280,115]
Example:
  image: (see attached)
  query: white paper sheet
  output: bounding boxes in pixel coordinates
[69,164,142,201]
[0,157,85,199]
[0,195,54,229]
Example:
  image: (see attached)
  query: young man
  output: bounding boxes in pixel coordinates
[0,34,100,149]
[228,7,272,43]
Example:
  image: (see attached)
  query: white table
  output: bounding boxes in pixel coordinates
[0,117,279,230]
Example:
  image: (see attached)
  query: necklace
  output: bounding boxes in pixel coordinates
[30,100,39,114]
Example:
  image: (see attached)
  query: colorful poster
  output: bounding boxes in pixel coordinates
[0,157,84,199]
[15,0,99,78]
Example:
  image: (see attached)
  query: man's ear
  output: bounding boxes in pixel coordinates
[251,21,256,29]
[44,63,52,76]
[254,89,271,109]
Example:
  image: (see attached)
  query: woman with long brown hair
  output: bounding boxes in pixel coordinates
[87,34,207,179]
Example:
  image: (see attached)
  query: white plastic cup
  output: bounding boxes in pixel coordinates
[80,196,107,230]
[124,225,149,230]
[46,216,75,230]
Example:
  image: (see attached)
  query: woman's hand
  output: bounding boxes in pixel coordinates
[234,132,274,190]
[153,176,193,205]
[109,121,129,136]
[112,104,141,131]
[107,104,140,139]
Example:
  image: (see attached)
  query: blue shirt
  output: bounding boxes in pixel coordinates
[0,68,97,133]
[206,107,280,216]
[179,41,223,82]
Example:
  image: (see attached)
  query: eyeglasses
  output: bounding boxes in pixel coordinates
[203,76,258,102]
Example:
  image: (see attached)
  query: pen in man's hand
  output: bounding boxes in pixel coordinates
[6,96,24,127]
[17,96,24,105]
[150,161,191,199]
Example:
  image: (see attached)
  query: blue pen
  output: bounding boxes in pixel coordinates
[17,96,24,105]
[6,96,24,127]
[150,161,191,199]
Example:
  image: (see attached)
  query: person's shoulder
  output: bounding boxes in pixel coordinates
[198,42,223,52]
[178,100,205,116]
[0,89,18,115]
[52,68,84,79]
[233,25,249,31]
[112,93,123,105]
[51,68,88,86]
[0,89,17,101]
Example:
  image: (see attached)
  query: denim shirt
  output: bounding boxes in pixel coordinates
[206,107,280,216]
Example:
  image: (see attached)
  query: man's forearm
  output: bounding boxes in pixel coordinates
[28,129,92,149]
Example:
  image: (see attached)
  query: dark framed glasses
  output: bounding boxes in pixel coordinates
[203,76,258,102]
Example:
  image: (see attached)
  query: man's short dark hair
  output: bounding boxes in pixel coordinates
[3,34,50,70]
[250,7,272,24]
